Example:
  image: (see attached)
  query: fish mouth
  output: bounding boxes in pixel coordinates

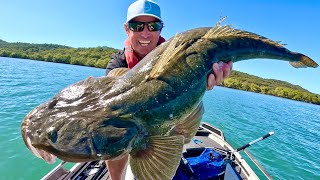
[21,109,56,164]
[25,135,56,164]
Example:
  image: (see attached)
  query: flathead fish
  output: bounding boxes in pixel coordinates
[21,20,318,180]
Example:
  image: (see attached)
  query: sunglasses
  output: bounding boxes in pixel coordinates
[128,21,163,32]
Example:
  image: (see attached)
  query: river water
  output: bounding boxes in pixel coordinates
[1,57,319,179]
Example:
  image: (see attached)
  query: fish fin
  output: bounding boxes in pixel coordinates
[74,75,115,89]
[107,68,129,77]
[170,102,204,143]
[149,34,188,79]
[203,17,284,48]
[130,135,184,180]
[83,76,116,92]
[289,55,319,68]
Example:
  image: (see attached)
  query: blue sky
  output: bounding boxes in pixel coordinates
[1,0,319,94]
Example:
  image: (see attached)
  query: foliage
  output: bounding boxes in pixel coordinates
[222,71,320,105]
[0,39,118,68]
[1,39,319,105]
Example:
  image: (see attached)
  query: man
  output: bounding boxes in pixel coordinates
[105,0,232,179]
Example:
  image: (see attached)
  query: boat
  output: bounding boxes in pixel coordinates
[41,122,273,180]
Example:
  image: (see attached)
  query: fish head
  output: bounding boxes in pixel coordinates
[21,101,140,162]
[21,78,140,162]
[21,101,90,163]
[21,107,58,164]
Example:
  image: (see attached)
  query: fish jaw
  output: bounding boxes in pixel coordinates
[25,135,56,164]
[21,109,56,164]
[21,104,141,163]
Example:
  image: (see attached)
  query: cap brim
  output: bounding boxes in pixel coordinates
[126,13,162,23]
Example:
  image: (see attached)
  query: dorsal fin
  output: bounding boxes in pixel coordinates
[203,17,285,48]
[148,35,188,79]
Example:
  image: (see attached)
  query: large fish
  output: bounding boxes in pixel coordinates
[21,21,318,180]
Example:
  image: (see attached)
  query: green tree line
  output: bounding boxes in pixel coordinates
[1,39,319,105]
[221,71,320,105]
[0,39,118,68]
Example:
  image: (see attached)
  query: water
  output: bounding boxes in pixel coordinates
[1,57,319,179]
[203,87,320,179]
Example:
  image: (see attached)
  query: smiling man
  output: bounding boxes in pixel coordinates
[105,0,232,179]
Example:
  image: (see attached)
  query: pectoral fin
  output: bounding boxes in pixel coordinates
[130,135,184,180]
[170,102,204,143]
[107,68,129,77]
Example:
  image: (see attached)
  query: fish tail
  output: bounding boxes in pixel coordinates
[130,135,184,180]
[289,54,319,68]
[202,19,319,69]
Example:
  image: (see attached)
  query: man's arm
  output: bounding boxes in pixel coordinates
[105,52,232,89]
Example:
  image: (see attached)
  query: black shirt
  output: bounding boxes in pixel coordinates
[105,50,128,76]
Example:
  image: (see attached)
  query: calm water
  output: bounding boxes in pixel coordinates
[1,57,319,179]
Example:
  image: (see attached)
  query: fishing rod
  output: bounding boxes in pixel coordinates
[232,132,274,153]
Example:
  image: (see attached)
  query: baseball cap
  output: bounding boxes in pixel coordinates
[126,0,162,23]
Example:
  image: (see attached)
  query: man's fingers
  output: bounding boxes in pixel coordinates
[213,63,223,85]
[207,61,233,91]
[224,61,233,78]
[206,74,216,90]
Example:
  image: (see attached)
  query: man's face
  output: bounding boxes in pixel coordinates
[124,16,162,59]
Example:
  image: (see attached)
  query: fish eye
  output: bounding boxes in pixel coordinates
[47,127,58,143]
[48,99,58,109]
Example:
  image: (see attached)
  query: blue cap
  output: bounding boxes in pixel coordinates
[126,0,162,23]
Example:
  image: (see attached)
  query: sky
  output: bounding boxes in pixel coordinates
[1,0,319,94]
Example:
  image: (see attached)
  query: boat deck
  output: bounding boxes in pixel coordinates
[42,123,258,180]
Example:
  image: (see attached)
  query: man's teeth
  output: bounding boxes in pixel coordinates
[139,40,150,46]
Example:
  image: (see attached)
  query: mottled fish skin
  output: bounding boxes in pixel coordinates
[21,20,318,180]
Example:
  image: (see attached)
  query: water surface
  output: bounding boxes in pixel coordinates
[1,57,319,179]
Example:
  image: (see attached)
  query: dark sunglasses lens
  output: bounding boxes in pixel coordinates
[128,22,145,32]
[128,21,162,32]
[147,22,162,31]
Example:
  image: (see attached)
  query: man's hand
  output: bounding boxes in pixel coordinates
[207,61,233,90]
